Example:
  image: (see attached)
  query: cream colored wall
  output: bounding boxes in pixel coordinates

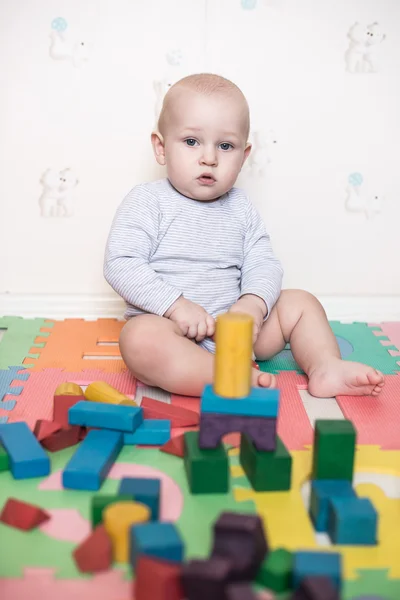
[0,0,399,311]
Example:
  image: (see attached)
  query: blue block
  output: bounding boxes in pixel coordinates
[201,383,279,417]
[310,480,356,532]
[328,496,377,545]
[124,419,171,445]
[293,551,342,591]
[0,422,50,479]
[68,401,143,432]
[118,477,161,520]
[62,429,123,491]
[130,522,184,566]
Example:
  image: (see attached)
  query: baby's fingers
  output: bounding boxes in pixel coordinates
[206,315,216,338]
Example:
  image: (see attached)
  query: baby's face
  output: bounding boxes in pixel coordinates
[161,90,250,201]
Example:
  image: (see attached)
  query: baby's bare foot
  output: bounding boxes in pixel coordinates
[251,367,276,389]
[308,358,385,398]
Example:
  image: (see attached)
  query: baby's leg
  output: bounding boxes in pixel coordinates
[120,315,273,397]
[254,289,385,397]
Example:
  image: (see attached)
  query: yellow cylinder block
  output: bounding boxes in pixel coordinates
[103,501,150,563]
[213,312,253,398]
[54,382,84,396]
[84,381,137,407]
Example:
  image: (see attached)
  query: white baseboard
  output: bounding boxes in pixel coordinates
[0,293,399,322]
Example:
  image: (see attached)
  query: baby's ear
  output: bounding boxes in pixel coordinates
[151,130,166,166]
[242,142,252,165]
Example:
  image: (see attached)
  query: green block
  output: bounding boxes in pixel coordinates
[256,547,293,593]
[312,419,356,481]
[91,494,132,527]
[184,431,229,494]
[0,444,9,472]
[240,433,292,491]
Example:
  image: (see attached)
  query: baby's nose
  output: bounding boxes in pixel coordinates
[200,146,218,166]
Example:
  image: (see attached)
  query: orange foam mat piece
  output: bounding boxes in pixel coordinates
[0,368,137,430]
[23,319,126,373]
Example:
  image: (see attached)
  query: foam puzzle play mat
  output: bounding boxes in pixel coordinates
[0,315,400,600]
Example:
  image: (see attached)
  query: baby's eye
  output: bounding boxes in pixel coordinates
[185,138,198,147]
[219,142,233,151]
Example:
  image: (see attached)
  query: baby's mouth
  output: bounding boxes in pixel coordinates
[197,174,216,185]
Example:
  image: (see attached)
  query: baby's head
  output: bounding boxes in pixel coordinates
[151,73,251,202]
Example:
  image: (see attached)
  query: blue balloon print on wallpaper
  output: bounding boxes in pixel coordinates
[348,172,363,187]
[241,0,257,9]
[51,17,68,33]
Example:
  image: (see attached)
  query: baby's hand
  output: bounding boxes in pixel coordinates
[228,294,267,344]
[164,296,215,342]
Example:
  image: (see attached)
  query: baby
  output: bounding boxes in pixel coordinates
[104,73,385,399]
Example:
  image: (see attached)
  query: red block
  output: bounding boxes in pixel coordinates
[53,394,85,427]
[73,524,112,573]
[0,498,51,531]
[160,433,185,458]
[141,397,199,427]
[41,425,81,452]
[134,555,184,600]
[34,419,62,441]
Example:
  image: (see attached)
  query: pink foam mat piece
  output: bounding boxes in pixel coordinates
[0,369,137,430]
[369,322,400,357]
[336,373,400,449]
[0,568,131,600]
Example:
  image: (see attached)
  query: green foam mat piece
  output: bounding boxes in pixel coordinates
[257,321,400,375]
[0,317,54,369]
[345,568,400,600]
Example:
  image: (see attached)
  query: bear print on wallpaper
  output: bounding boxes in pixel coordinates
[345,22,387,73]
[39,168,79,218]
[345,172,383,219]
[244,129,278,176]
[49,17,89,68]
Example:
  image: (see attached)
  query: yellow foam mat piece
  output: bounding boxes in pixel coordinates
[232,445,400,580]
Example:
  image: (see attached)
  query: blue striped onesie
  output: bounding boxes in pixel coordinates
[104,178,283,354]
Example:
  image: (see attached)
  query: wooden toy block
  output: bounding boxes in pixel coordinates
[134,555,184,600]
[84,380,138,406]
[141,396,199,427]
[240,433,292,491]
[54,382,84,396]
[327,496,377,545]
[256,547,293,593]
[199,412,277,452]
[104,501,150,563]
[0,498,50,530]
[293,551,342,591]
[130,521,184,567]
[290,575,339,599]
[118,477,161,520]
[53,394,85,427]
[0,422,50,479]
[309,480,356,532]
[201,384,279,418]
[225,583,258,600]
[91,493,133,527]
[124,419,171,445]
[184,430,229,494]
[73,524,113,573]
[214,312,253,398]
[0,443,9,472]
[33,419,62,441]
[68,400,143,432]
[160,433,185,458]
[311,420,356,481]
[211,512,267,581]
[41,425,81,452]
[181,557,233,600]
[62,429,123,491]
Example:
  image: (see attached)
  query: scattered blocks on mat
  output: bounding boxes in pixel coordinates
[62,429,123,491]
[34,419,62,441]
[184,430,229,494]
[124,419,171,445]
[55,382,84,396]
[181,556,233,600]
[327,496,378,545]
[134,555,184,600]
[118,477,161,520]
[53,394,85,428]
[141,396,199,427]
[240,433,292,491]
[0,443,9,472]
[256,547,293,593]
[293,551,342,591]
[0,421,50,479]
[311,420,356,481]
[161,433,185,458]
[199,412,277,451]
[211,512,268,581]
[104,501,150,563]
[91,493,132,527]
[84,381,137,406]
[68,400,143,432]
[41,425,81,452]
[130,522,184,567]
[201,383,279,417]
[225,582,258,600]
[73,524,113,573]
[0,498,50,530]
[291,575,340,599]
[310,480,356,532]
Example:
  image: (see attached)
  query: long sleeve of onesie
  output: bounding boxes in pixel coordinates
[104,185,183,316]
[239,200,284,317]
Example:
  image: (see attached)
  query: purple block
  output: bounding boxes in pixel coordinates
[211,512,268,581]
[226,583,258,600]
[291,575,339,600]
[199,412,276,451]
[181,556,233,600]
